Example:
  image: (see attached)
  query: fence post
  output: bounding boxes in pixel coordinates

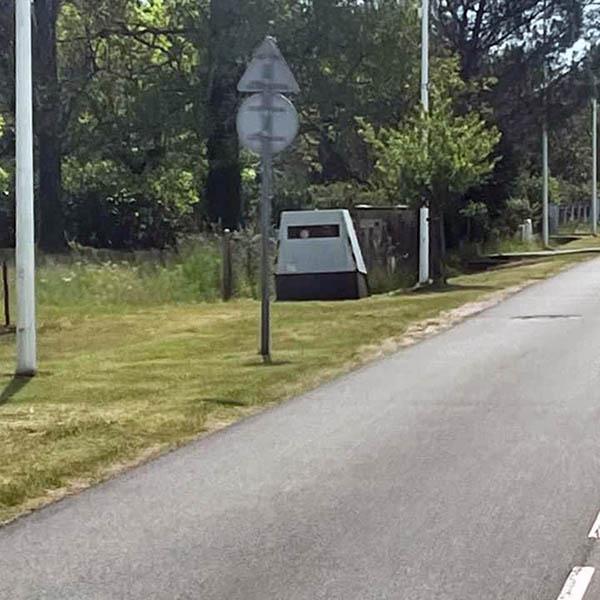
[221,229,233,302]
[3,261,10,328]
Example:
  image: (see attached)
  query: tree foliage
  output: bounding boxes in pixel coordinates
[0,0,595,251]
[359,58,501,281]
[359,60,500,209]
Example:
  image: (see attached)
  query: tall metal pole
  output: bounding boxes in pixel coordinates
[260,153,272,362]
[542,125,550,247]
[418,0,430,285]
[15,0,37,376]
[259,59,274,363]
[593,96,598,236]
[541,0,550,248]
[420,0,429,115]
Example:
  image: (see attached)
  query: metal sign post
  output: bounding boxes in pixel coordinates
[237,37,300,362]
[260,87,274,361]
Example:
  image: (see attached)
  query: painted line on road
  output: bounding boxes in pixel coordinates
[556,567,595,600]
[588,511,600,538]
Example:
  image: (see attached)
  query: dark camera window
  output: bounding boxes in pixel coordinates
[288,225,340,239]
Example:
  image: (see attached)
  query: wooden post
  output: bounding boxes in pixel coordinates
[3,261,10,328]
[221,229,233,302]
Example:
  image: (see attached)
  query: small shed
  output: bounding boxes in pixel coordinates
[351,204,419,281]
[275,209,369,301]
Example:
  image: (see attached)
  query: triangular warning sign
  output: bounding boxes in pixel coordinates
[238,37,300,94]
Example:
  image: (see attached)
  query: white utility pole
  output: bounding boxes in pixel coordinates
[541,0,550,249]
[419,207,429,284]
[593,96,598,236]
[418,0,430,285]
[542,123,549,247]
[15,0,37,376]
[420,0,429,115]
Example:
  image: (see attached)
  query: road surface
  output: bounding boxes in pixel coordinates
[3,259,600,599]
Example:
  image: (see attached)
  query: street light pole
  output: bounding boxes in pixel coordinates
[542,122,549,247]
[593,96,598,236]
[15,0,37,376]
[420,0,429,115]
[541,0,550,248]
[418,0,430,285]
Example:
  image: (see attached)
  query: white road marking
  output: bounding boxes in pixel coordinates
[588,511,600,538]
[557,567,595,600]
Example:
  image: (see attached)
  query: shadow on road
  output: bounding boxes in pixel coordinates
[0,376,31,405]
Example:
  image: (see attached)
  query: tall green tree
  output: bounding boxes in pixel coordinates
[435,0,584,80]
[1,0,69,251]
[34,0,66,251]
[204,0,242,230]
[57,0,203,248]
[282,0,421,185]
[360,60,501,282]
[0,0,590,254]
[435,0,587,219]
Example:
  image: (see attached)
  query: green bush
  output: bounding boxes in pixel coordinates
[63,157,202,250]
[367,264,416,294]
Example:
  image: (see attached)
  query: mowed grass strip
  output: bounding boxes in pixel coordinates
[0,248,596,523]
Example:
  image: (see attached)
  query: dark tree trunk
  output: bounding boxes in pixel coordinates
[33,0,66,252]
[37,130,63,250]
[429,204,447,286]
[317,132,352,183]
[205,0,242,230]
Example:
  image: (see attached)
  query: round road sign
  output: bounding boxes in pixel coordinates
[237,93,299,155]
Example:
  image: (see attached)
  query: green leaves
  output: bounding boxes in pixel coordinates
[360,58,501,210]
[53,0,205,246]
[1,0,591,249]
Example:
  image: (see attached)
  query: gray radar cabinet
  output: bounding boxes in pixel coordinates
[275,210,369,301]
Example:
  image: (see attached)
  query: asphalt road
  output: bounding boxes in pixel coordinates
[4,259,600,599]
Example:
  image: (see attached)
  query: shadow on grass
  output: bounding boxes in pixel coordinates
[0,376,31,405]
[201,398,249,408]
[436,283,495,293]
[242,359,293,368]
[400,283,494,296]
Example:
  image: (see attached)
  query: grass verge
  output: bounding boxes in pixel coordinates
[1,242,599,524]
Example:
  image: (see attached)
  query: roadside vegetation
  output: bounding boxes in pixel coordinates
[36,244,223,309]
[1,240,599,524]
